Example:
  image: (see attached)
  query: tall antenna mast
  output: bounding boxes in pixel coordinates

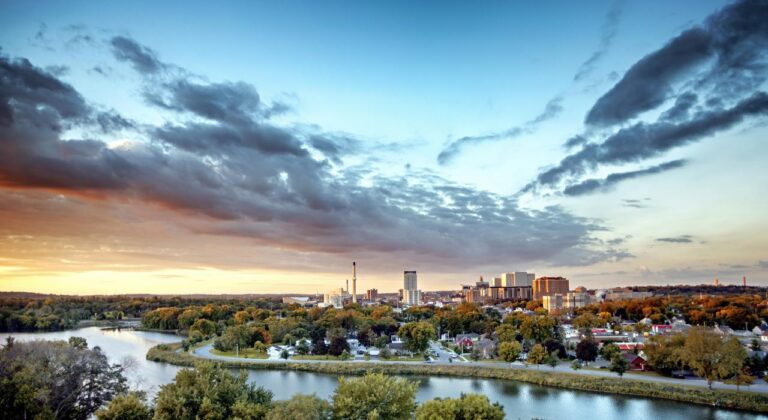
[352,261,357,304]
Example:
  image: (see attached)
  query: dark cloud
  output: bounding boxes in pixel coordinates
[655,235,694,243]
[573,0,624,82]
[0,47,629,269]
[563,134,587,150]
[437,95,563,165]
[110,36,165,74]
[532,91,768,190]
[562,159,687,196]
[585,0,768,127]
[660,91,698,122]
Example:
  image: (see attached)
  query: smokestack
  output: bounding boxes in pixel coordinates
[346,279,348,293]
[743,276,747,287]
[352,261,357,304]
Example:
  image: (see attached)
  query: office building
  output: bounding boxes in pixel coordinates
[403,270,421,306]
[533,276,569,300]
[543,294,564,312]
[501,271,535,287]
[366,288,378,301]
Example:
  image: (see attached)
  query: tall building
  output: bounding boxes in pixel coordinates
[366,288,378,301]
[502,272,535,287]
[533,276,569,300]
[403,270,421,306]
[543,294,564,312]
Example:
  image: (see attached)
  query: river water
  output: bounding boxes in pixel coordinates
[4,327,764,420]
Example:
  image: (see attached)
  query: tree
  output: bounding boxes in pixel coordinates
[332,373,417,420]
[644,334,686,375]
[0,339,127,420]
[498,341,522,363]
[296,340,310,355]
[96,392,153,420]
[494,324,517,343]
[190,318,217,337]
[519,316,555,343]
[281,348,290,360]
[600,343,620,362]
[328,336,349,356]
[683,327,747,389]
[571,360,583,371]
[546,351,559,369]
[609,354,629,377]
[575,339,598,365]
[154,362,273,420]
[398,322,436,353]
[415,394,504,420]
[527,344,547,369]
[727,369,755,391]
[266,394,331,420]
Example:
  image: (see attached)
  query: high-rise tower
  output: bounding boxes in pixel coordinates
[352,261,357,304]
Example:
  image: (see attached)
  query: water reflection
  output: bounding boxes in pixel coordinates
[5,328,766,420]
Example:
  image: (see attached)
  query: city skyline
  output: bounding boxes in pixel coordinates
[1,0,768,294]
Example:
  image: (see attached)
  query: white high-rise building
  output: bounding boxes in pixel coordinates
[501,271,535,287]
[403,271,421,306]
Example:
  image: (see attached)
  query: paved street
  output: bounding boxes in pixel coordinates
[191,342,768,393]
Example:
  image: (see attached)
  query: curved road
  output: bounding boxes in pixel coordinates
[190,343,768,393]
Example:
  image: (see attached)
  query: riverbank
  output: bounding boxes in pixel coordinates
[147,342,768,414]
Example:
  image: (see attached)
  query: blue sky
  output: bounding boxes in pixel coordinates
[1,0,767,294]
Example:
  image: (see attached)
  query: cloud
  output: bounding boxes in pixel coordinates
[0,46,629,269]
[585,0,768,127]
[531,91,768,190]
[759,260,768,269]
[655,235,694,243]
[573,0,624,82]
[562,159,687,196]
[437,96,563,165]
[110,36,165,74]
[622,198,649,209]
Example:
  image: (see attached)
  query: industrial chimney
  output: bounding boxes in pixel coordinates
[352,261,357,304]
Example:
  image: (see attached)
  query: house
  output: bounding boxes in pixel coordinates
[761,332,768,343]
[714,325,734,336]
[455,333,480,348]
[651,324,673,335]
[616,342,644,352]
[475,338,497,359]
[621,353,647,371]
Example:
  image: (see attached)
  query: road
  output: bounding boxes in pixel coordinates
[191,342,768,393]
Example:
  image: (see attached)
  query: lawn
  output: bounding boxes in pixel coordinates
[210,348,269,359]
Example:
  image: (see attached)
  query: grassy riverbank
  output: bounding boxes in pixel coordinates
[147,342,768,414]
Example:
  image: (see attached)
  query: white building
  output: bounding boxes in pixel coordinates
[323,287,349,308]
[403,270,421,306]
[501,271,535,287]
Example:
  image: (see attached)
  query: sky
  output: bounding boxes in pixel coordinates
[1,0,767,295]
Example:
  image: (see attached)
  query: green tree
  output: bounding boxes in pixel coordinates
[398,322,436,353]
[575,339,598,365]
[546,351,559,369]
[644,334,686,375]
[684,327,747,389]
[415,394,504,420]
[96,392,153,420]
[527,343,547,368]
[280,348,290,360]
[494,324,517,343]
[571,360,583,371]
[519,316,555,343]
[332,373,417,420]
[600,343,620,362]
[498,341,522,362]
[609,354,629,377]
[154,362,273,420]
[266,394,331,420]
[0,339,127,420]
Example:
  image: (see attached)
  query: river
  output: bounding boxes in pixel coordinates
[4,327,763,420]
